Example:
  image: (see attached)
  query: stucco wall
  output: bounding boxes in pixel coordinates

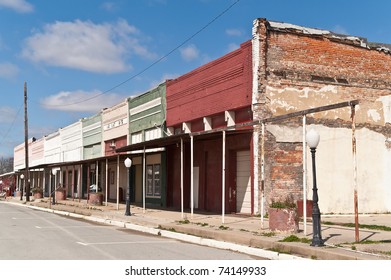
[252,18,391,214]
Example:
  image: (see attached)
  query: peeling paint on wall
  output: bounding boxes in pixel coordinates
[378,95,391,124]
[304,125,391,213]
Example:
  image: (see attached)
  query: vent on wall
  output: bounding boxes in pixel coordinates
[311,75,349,85]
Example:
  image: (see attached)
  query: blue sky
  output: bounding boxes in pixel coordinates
[0,0,390,158]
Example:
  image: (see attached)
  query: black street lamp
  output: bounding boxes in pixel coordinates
[306,128,324,247]
[52,169,56,206]
[20,174,24,201]
[124,157,132,216]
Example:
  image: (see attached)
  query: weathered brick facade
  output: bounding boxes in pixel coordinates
[253,18,391,214]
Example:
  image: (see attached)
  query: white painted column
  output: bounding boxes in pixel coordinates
[181,137,184,219]
[190,135,194,218]
[222,130,226,224]
[261,122,265,229]
[116,155,120,210]
[105,158,108,206]
[96,161,99,193]
[143,146,146,213]
[302,115,307,235]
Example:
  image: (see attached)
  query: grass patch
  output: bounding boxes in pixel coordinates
[178,219,190,224]
[323,221,391,231]
[261,231,276,237]
[240,228,250,232]
[195,222,209,227]
[280,235,311,244]
[269,247,291,255]
[219,225,229,230]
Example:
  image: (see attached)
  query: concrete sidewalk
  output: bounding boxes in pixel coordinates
[3,196,391,260]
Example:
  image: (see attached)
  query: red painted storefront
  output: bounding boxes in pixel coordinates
[165,41,254,214]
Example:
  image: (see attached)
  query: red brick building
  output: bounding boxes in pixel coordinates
[166,41,254,214]
[252,19,391,214]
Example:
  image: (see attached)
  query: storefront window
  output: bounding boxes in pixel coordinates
[146,164,161,198]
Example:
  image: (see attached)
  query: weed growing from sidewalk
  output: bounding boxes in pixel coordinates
[195,222,209,227]
[178,219,190,224]
[261,231,276,237]
[219,225,229,230]
[269,247,291,255]
[280,235,311,244]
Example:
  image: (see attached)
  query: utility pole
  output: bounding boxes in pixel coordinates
[24,81,30,202]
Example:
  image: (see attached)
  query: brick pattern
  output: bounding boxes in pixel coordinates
[254,20,391,212]
[166,41,253,127]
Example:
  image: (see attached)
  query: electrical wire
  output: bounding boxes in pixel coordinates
[46,0,241,108]
[0,103,23,151]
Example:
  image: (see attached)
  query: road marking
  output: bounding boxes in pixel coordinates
[12,217,40,220]
[35,225,107,229]
[77,240,178,246]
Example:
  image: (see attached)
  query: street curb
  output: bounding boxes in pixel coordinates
[4,201,303,260]
[4,201,387,260]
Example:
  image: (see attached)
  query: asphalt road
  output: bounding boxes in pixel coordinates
[0,203,258,260]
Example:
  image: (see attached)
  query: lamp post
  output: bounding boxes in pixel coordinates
[124,157,132,216]
[306,128,324,247]
[20,174,24,201]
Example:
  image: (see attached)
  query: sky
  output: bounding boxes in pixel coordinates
[0,0,390,158]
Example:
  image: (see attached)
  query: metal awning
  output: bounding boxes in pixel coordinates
[115,128,253,153]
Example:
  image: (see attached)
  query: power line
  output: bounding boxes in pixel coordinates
[48,0,241,108]
[0,103,23,150]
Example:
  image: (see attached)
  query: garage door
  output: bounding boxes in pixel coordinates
[236,150,251,214]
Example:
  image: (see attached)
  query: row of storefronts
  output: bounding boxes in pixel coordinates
[4,18,391,215]
[11,40,255,215]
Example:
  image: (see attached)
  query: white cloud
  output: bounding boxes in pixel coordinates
[0,0,33,13]
[22,19,157,73]
[0,62,19,79]
[180,44,200,62]
[227,43,239,52]
[226,28,243,37]
[333,25,348,35]
[40,90,125,113]
[101,2,117,11]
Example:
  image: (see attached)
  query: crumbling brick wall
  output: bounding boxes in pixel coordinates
[253,18,391,213]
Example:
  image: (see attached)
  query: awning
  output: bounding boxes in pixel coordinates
[116,133,191,153]
[115,128,253,153]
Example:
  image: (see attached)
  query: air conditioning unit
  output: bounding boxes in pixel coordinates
[109,140,116,148]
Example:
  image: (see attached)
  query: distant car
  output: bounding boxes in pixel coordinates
[89,184,101,192]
